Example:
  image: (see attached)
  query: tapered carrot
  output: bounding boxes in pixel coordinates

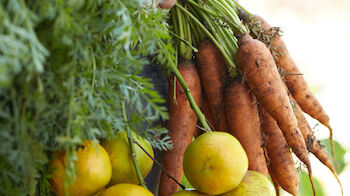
[239,12,335,163]
[268,167,280,196]
[289,92,343,194]
[236,34,315,195]
[158,60,202,196]
[224,80,269,177]
[259,106,299,196]
[196,39,229,132]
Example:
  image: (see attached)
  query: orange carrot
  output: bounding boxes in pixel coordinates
[193,94,215,138]
[158,60,202,196]
[259,106,299,196]
[224,80,269,177]
[196,39,229,132]
[268,167,280,196]
[289,92,343,194]
[200,93,216,130]
[240,12,335,163]
[237,34,315,195]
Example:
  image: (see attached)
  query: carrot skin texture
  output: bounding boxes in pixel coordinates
[290,94,334,171]
[158,61,202,196]
[240,13,334,160]
[289,93,343,193]
[224,80,269,177]
[193,94,216,138]
[255,15,331,130]
[237,34,310,169]
[268,167,280,196]
[196,39,229,132]
[259,106,299,196]
[200,93,216,131]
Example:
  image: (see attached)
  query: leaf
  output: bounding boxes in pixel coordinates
[298,170,325,196]
[320,139,348,173]
[0,0,174,194]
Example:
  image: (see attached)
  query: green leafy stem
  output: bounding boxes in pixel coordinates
[121,98,147,188]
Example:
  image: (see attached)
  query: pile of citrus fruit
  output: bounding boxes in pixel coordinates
[171,132,276,196]
[50,131,276,196]
[50,131,154,196]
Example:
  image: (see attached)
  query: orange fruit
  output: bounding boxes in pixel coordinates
[50,140,112,196]
[183,131,248,195]
[100,183,153,196]
[102,131,154,185]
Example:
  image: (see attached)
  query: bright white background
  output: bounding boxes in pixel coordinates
[239,0,350,195]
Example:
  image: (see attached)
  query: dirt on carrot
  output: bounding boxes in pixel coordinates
[196,39,229,132]
[289,92,343,194]
[240,12,335,165]
[259,105,299,196]
[224,79,269,177]
[236,34,315,195]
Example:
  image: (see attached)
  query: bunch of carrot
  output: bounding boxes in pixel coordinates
[156,1,341,196]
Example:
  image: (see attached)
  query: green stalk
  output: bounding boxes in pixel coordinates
[175,3,236,70]
[187,0,242,35]
[198,11,230,55]
[160,40,211,132]
[185,18,192,52]
[168,29,198,52]
[189,4,238,74]
[170,61,211,132]
[208,0,247,34]
[171,8,179,37]
[188,19,201,46]
[176,7,192,60]
[218,27,236,58]
[186,0,218,17]
[222,28,238,53]
[121,99,147,188]
[170,5,211,132]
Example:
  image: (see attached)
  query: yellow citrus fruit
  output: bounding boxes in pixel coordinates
[93,187,107,196]
[102,131,154,185]
[183,131,248,195]
[171,190,208,196]
[221,170,276,196]
[50,140,112,196]
[100,183,153,196]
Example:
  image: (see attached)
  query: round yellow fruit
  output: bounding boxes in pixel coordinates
[221,170,276,196]
[102,131,154,185]
[183,131,248,195]
[50,140,112,196]
[100,183,153,196]
[93,187,107,196]
[171,190,208,196]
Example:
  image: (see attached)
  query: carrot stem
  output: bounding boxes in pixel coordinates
[210,0,246,34]
[167,29,198,52]
[161,42,211,132]
[172,61,211,132]
[175,3,236,70]
[122,98,147,188]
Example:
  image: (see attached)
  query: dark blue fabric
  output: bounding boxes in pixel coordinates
[139,62,168,195]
